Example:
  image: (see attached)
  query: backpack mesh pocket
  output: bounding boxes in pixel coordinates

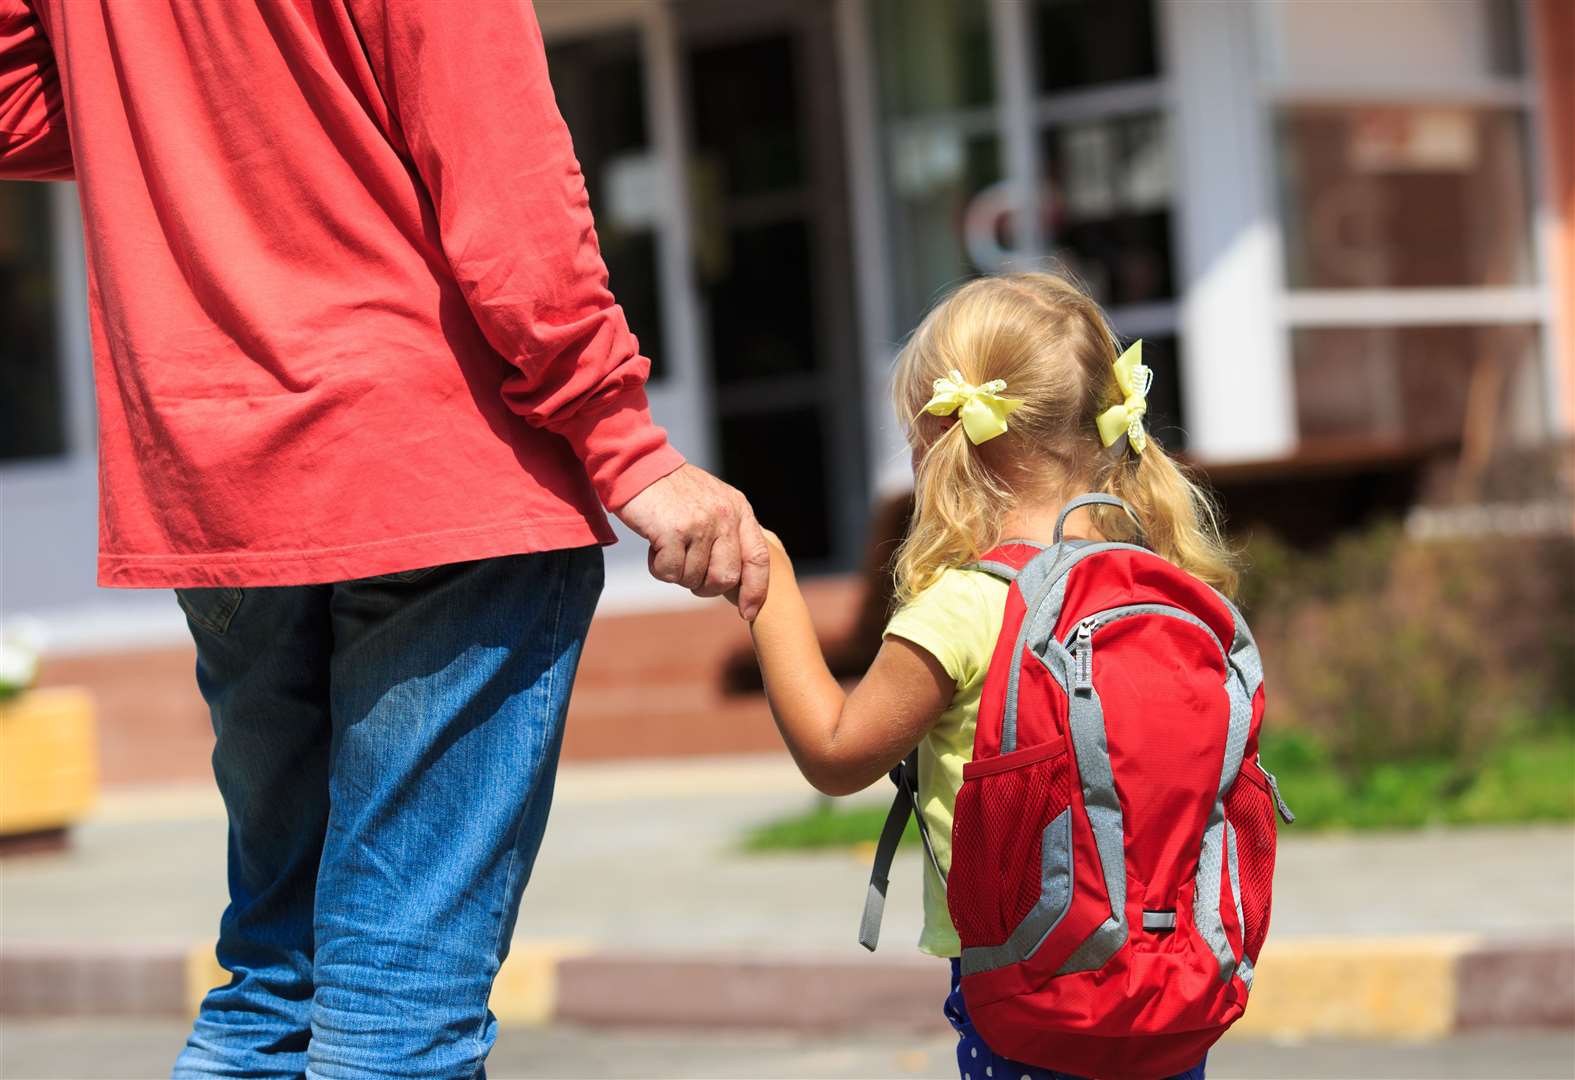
[1225,763,1277,963]
[948,744,1072,948]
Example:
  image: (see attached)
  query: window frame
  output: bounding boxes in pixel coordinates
[1254,0,1560,447]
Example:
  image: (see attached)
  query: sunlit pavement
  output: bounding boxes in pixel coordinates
[7,759,1573,951]
[4,760,1572,1067]
[2,1020,1573,1079]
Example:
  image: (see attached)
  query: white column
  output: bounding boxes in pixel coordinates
[989,0,1046,264]
[641,0,714,469]
[834,0,912,498]
[1160,0,1296,463]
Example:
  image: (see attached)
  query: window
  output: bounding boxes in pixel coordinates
[873,0,1002,330]
[545,33,667,380]
[1040,111,1173,306]
[1276,106,1534,290]
[0,183,65,463]
[875,0,994,116]
[1292,325,1539,445]
[685,22,855,564]
[1261,0,1546,452]
[690,34,806,199]
[1031,0,1158,92]
[1028,0,1174,314]
[868,0,1187,444]
[1028,0,1183,444]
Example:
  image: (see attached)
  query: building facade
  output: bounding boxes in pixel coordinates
[2,0,1570,646]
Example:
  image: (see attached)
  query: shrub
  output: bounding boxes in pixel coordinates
[1241,523,1575,785]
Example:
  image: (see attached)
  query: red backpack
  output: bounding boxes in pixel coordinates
[860,494,1293,1080]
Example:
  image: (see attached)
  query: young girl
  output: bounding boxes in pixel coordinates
[737,273,1234,1080]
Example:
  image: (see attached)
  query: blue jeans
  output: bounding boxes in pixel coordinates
[171,549,603,1080]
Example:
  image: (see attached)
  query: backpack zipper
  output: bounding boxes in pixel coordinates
[1063,605,1295,824]
[1061,602,1296,829]
[1072,617,1098,691]
[1063,603,1227,695]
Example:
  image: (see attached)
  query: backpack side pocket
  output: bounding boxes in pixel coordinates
[949,737,1072,952]
[1224,759,1279,964]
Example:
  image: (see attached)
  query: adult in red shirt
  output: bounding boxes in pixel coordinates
[1,1,767,1075]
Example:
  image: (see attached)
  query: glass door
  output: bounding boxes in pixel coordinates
[541,4,712,473]
[678,0,865,568]
[867,0,1186,445]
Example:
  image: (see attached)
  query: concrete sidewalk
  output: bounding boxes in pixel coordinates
[7,1021,1575,1080]
[3,754,1572,1038]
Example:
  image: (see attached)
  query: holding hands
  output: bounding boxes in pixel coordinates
[615,464,772,621]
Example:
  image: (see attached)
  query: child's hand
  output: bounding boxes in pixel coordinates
[728,529,790,618]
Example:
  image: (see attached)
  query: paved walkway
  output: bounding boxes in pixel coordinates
[5,1020,1575,1080]
[5,754,1572,954]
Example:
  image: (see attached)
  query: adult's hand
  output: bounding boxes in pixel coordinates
[614,464,770,620]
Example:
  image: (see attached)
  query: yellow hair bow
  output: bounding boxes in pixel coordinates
[923,370,1024,445]
[1095,341,1153,454]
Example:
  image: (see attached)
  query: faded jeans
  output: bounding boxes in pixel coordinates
[170,549,603,1079]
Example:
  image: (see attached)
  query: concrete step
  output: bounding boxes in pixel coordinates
[33,577,862,785]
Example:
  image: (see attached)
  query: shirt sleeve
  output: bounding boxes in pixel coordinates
[883,571,997,690]
[343,0,683,510]
[0,0,73,181]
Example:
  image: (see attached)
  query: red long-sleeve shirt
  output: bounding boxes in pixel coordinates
[0,0,683,587]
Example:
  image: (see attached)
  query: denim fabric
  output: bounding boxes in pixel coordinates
[171,549,603,1080]
[945,959,1206,1080]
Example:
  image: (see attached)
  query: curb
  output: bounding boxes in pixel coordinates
[3,937,1571,1039]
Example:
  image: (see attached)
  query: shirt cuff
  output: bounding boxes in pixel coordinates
[555,382,686,511]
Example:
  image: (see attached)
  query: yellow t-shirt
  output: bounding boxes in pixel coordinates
[882,567,1009,957]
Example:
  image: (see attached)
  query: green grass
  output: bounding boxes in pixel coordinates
[742,799,918,853]
[1259,723,1575,830]
[741,720,1575,852]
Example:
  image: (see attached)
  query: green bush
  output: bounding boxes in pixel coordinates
[1241,524,1575,786]
[1256,720,1574,829]
[742,719,1574,851]
[743,516,1575,851]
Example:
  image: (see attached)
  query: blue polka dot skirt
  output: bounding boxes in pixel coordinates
[945,959,1207,1080]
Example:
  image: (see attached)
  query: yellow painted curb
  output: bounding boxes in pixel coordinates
[185,938,592,1025]
[181,935,1480,1038]
[1228,935,1478,1041]
[186,943,227,1017]
[490,939,594,1027]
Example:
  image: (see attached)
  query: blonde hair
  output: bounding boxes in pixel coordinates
[892,272,1237,604]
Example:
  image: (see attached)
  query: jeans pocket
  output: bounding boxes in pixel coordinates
[176,587,245,636]
[362,566,440,585]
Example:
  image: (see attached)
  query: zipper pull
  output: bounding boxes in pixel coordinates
[1261,762,1296,824]
[1073,618,1097,693]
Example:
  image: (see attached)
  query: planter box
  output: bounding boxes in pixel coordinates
[0,687,98,837]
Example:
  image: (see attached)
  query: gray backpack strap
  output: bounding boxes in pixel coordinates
[1054,493,1146,546]
[859,751,944,951]
[966,539,1047,582]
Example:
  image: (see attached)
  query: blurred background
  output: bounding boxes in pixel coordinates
[2,1,1572,1077]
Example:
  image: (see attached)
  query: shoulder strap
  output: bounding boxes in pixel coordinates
[1054,493,1146,546]
[966,539,1046,582]
[858,750,944,951]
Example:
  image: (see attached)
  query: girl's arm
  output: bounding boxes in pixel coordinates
[747,535,953,796]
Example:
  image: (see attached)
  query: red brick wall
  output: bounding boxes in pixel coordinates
[37,577,863,787]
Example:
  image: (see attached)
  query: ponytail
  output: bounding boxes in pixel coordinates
[894,419,1015,605]
[1096,440,1239,597]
